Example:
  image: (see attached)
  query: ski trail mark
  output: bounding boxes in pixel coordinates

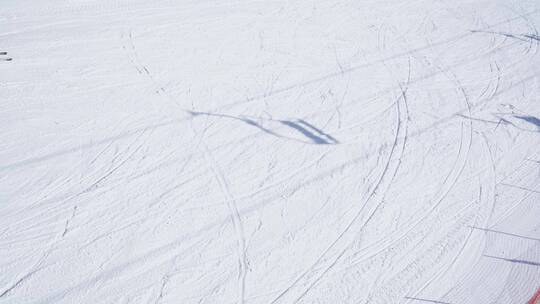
[269,72,410,303]
[202,142,247,304]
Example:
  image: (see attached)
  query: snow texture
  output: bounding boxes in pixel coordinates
[1,0,539,303]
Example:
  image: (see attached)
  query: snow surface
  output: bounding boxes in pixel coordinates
[1,0,539,303]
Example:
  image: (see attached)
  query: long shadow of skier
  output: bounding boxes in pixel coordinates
[514,115,540,130]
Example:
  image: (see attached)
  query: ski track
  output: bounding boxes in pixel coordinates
[202,140,247,304]
[1,1,539,303]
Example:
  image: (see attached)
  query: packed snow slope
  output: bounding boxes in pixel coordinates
[1,0,540,303]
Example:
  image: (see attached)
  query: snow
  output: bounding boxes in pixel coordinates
[1,0,539,303]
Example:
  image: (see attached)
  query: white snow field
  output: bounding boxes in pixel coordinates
[1,0,540,303]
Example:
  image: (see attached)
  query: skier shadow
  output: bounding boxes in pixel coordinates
[188,111,339,145]
[514,115,540,130]
[278,119,338,145]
